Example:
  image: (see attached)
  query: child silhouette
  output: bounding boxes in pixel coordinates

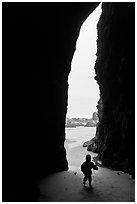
[81,154,98,188]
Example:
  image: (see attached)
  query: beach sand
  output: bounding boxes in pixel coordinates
[66,140,97,172]
[38,140,135,202]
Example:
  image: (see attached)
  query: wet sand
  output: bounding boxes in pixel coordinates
[66,142,97,171]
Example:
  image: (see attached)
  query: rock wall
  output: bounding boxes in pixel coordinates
[2,2,99,201]
[94,3,135,177]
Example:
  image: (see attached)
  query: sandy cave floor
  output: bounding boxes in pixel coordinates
[38,144,135,202]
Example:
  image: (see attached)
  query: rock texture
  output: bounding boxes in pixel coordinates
[93,3,135,177]
[2,2,99,201]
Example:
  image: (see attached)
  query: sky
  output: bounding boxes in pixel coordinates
[67,4,102,119]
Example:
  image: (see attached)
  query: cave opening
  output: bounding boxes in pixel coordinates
[65,4,102,170]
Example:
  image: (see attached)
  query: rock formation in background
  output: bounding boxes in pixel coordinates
[65,116,98,127]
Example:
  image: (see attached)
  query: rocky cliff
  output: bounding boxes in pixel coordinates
[93,3,135,177]
[2,2,99,201]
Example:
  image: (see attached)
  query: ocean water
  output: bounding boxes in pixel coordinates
[65,126,96,149]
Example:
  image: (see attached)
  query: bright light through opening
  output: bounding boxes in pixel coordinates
[67,4,102,119]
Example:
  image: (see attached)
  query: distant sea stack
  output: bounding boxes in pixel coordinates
[84,112,99,127]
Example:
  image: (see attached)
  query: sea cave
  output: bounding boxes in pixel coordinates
[2,2,135,201]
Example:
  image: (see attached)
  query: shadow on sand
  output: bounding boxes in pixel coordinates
[83,185,93,193]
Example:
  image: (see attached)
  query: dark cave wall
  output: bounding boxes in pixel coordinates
[94,3,135,176]
[2,2,99,201]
